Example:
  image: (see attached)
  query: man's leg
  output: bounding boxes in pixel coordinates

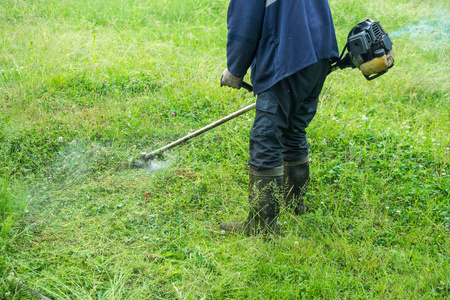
[221,59,329,233]
[283,156,310,215]
[280,59,329,213]
[220,166,283,235]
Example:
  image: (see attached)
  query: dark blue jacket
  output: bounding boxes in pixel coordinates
[226,0,339,94]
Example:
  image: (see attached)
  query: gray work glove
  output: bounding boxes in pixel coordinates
[220,68,243,89]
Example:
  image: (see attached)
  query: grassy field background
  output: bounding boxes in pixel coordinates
[1,0,449,298]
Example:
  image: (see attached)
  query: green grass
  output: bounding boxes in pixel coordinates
[1,0,449,299]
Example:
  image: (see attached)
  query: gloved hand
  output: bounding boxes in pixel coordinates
[220,68,243,89]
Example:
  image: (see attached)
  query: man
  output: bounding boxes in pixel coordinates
[220,0,339,235]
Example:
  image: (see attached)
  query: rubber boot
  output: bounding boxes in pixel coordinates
[220,166,283,235]
[283,156,310,215]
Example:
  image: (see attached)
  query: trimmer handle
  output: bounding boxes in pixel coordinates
[241,81,253,92]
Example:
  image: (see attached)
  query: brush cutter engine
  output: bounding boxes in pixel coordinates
[330,19,394,80]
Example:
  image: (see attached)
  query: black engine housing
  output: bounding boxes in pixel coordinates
[346,19,393,68]
[330,19,394,78]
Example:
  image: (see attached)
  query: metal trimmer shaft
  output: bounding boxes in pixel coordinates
[141,82,253,161]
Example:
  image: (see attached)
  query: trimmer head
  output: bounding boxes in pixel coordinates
[130,159,153,169]
[140,151,164,161]
[125,151,164,169]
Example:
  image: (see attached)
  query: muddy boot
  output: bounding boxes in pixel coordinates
[283,156,310,215]
[220,166,283,235]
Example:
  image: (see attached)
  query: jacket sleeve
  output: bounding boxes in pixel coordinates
[226,0,265,78]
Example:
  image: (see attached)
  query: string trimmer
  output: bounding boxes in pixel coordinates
[135,19,394,167]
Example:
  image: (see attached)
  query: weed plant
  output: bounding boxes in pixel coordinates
[0,0,449,299]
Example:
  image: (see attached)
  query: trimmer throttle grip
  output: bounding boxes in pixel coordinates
[241,81,253,92]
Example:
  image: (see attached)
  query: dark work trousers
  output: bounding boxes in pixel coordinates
[248,59,329,170]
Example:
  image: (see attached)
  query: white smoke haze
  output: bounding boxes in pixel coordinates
[389,10,449,50]
[51,139,171,186]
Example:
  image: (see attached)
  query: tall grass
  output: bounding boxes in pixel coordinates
[0,0,449,298]
[0,180,25,239]
[0,178,28,297]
